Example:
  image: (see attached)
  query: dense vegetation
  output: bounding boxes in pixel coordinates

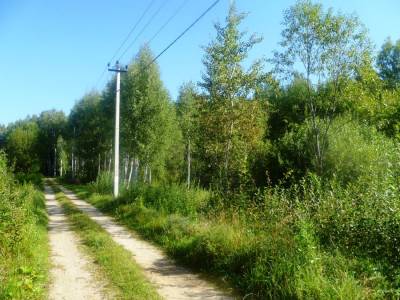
[2,0,400,298]
[0,153,48,299]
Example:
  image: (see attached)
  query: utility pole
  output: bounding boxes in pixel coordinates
[108,61,127,197]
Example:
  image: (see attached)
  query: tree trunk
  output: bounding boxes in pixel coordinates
[60,159,63,177]
[71,152,74,178]
[133,158,139,183]
[149,167,152,185]
[144,165,148,184]
[127,159,134,187]
[98,153,101,176]
[187,139,191,188]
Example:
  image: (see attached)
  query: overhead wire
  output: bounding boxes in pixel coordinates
[109,0,156,63]
[97,0,221,88]
[94,0,156,89]
[147,0,221,68]
[118,0,169,61]
[147,0,189,45]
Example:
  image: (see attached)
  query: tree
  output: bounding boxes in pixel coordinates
[377,38,400,89]
[272,0,371,174]
[37,110,67,176]
[122,45,182,184]
[5,120,40,173]
[0,125,6,149]
[199,2,266,191]
[56,135,68,177]
[176,82,199,188]
[68,92,109,181]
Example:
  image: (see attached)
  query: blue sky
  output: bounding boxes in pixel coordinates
[1,0,399,125]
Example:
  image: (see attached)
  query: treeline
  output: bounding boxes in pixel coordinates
[1,2,399,191]
[2,0,400,297]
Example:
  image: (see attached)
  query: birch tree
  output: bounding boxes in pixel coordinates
[122,45,181,184]
[199,2,265,191]
[273,0,371,174]
[177,82,199,188]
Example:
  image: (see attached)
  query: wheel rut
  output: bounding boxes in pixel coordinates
[57,184,234,300]
[45,184,111,300]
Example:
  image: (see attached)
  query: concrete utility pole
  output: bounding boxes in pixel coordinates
[108,61,127,197]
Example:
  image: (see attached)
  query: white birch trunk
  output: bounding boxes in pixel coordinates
[187,139,191,188]
[149,167,152,185]
[127,159,134,187]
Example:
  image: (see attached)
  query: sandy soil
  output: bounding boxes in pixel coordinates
[58,185,235,300]
[45,185,111,300]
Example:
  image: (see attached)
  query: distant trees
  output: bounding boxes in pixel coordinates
[1,0,399,199]
[68,92,109,181]
[37,110,67,176]
[377,38,400,89]
[5,120,40,173]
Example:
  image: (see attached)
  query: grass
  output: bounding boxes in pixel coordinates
[49,183,161,300]
[63,181,372,299]
[0,182,49,299]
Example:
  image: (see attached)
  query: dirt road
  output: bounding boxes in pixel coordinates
[58,185,234,300]
[45,185,111,300]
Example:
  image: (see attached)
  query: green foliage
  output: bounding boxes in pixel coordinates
[377,38,400,89]
[5,120,40,173]
[0,153,48,299]
[199,3,266,190]
[70,183,370,299]
[324,117,399,183]
[122,45,183,183]
[69,92,109,181]
[36,110,67,176]
[121,183,210,216]
[273,0,371,174]
[88,171,113,194]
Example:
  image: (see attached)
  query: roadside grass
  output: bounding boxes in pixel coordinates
[62,182,370,299]
[0,181,49,299]
[49,184,161,300]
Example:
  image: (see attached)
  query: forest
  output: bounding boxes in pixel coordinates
[1,1,400,299]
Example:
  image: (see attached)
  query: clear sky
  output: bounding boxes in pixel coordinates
[1,0,399,125]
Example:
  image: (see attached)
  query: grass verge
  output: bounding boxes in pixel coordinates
[62,182,370,299]
[0,184,49,300]
[50,184,161,300]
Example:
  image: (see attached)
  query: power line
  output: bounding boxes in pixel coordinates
[147,0,189,45]
[147,0,221,68]
[118,0,168,61]
[94,0,156,89]
[109,0,156,63]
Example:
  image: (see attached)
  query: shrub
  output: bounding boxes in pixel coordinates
[324,117,399,184]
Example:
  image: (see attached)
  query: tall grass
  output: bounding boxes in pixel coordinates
[0,153,49,299]
[67,180,381,299]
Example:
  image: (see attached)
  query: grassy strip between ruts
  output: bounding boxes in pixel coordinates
[50,184,161,300]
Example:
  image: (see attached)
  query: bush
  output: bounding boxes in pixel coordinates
[121,182,210,216]
[324,117,399,184]
[76,181,368,299]
[88,171,113,194]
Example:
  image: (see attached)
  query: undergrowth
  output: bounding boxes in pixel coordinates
[0,153,49,300]
[65,178,398,299]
